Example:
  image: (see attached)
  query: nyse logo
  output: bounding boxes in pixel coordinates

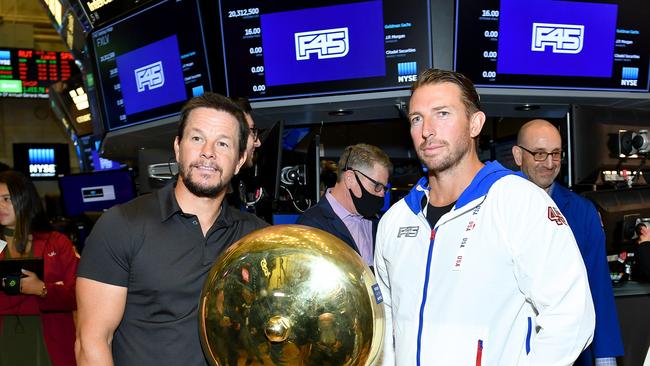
[398,75,417,82]
[295,27,349,61]
[134,61,165,92]
[397,62,417,83]
[29,164,56,175]
[531,23,584,54]
[621,67,639,86]
[397,226,419,238]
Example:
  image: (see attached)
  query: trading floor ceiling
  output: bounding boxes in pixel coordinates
[0,0,66,51]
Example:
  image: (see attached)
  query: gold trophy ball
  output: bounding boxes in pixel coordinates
[199,224,385,366]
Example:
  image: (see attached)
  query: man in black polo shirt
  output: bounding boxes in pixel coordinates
[75,93,268,366]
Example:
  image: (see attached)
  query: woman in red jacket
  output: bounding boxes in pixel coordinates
[0,170,78,366]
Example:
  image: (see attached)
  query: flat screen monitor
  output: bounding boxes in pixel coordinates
[218,0,432,101]
[90,0,212,131]
[570,105,650,186]
[12,143,70,180]
[0,48,78,98]
[454,0,650,92]
[256,120,284,200]
[58,169,136,216]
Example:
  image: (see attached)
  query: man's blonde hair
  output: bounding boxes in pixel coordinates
[337,143,393,182]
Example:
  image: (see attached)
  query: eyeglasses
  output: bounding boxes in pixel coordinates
[249,127,260,141]
[517,145,564,162]
[348,169,388,193]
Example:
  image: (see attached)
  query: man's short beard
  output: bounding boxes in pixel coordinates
[419,137,471,174]
[179,164,227,198]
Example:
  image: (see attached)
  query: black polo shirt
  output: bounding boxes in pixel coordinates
[78,180,268,366]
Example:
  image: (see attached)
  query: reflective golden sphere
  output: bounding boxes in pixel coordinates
[199,224,385,366]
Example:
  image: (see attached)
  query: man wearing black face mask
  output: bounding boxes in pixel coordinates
[297,144,392,268]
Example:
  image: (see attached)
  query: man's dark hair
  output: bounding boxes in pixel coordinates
[177,92,249,157]
[0,170,51,255]
[231,96,252,114]
[411,68,481,117]
[0,162,10,173]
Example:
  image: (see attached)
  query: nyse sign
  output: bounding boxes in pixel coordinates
[30,164,56,177]
[531,23,584,54]
[295,27,349,61]
[134,61,165,92]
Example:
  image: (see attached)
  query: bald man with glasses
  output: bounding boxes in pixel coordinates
[297,143,392,269]
[513,119,624,366]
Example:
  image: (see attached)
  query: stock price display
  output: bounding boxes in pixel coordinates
[455,0,650,92]
[0,48,76,98]
[456,4,501,83]
[222,5,266,97]
[220,0,431,101]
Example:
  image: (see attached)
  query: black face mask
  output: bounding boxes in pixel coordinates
[349,173,384,218]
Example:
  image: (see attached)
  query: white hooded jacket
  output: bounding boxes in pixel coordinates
[374,161,595,365]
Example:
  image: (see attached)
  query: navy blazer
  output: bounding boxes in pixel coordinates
[296,195,379,257]
[551,183,624,362]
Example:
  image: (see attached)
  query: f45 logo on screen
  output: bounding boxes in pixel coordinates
[134,61,165,92]
[295,27,349,61]
[531,22,584,54]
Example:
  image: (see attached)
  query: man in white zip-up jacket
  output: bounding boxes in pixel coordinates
[374,69,595,365]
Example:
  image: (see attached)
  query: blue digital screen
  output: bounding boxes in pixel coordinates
[28,148,56,178]
[12,143,70,180]
[91,150,122,171]
[497,0,617,78]
[454,0,650,92]
[29,148,55,164]
[116,35,187,115]
[91,0,212,131]
[219,0,432,101]
[261,1,386,86]
[58,170,136,216]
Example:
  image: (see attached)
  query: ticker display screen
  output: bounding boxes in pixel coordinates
[0,48,77,98]
[454,0,650,92]
[90,0,211,131]
[218,0,432,101]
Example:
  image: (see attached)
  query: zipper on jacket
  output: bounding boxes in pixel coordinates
[416,228,436,366]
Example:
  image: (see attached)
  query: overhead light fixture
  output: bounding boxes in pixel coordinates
[328,109,353,116]
[69,87,89,111]
[514,104,540,111]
